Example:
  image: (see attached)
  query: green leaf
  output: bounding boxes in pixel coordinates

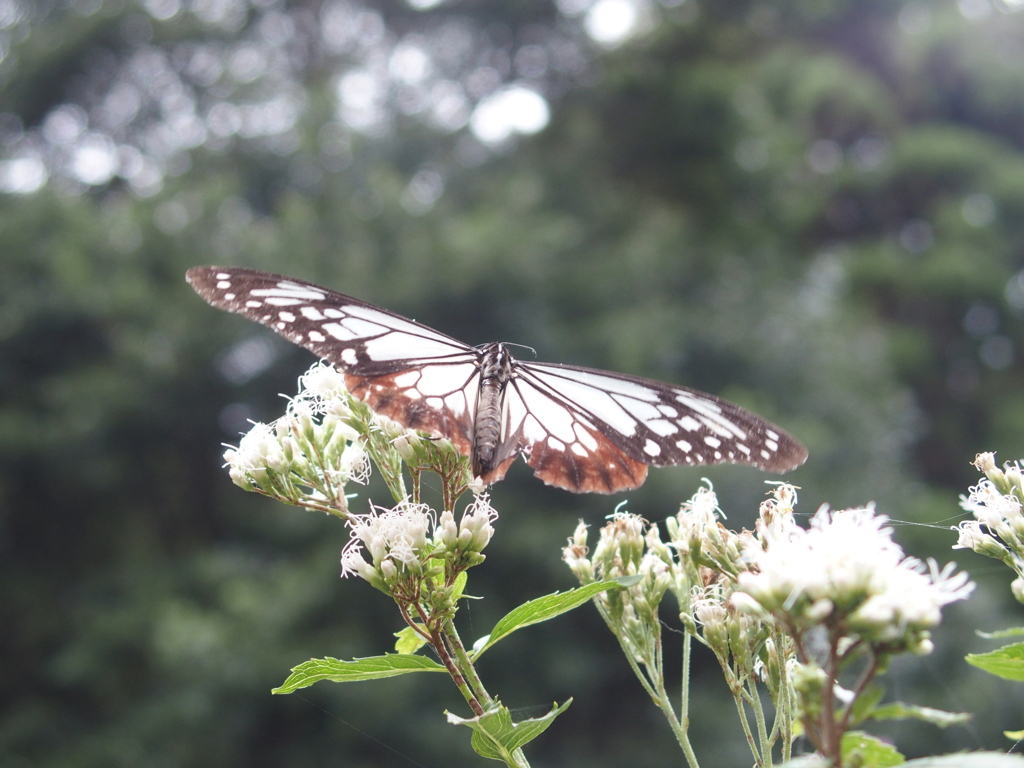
[848,684,886,726]
[966,642,1024,680]
[273,654,446,694]
[870,703,971,728]
[902,753,1024,767]
[447,699,571,763]
[452,569,468,601]
[978,627,1024,639]
[394,626,429,655]
[614,574,644,587]
[472,581,618,659]
[841,731,905,767]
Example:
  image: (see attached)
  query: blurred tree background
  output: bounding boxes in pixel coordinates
[3,0,1024,765]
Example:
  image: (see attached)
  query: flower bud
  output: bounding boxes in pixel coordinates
[229,466,254,491]
[790,660,827,696]
[264,447,288,473]
[1012,577,1024,605]
[953,521,1009,559]
[730,591,769,619]
[974,451,997,474]
[393,434,417,462]
[438,510,458,549]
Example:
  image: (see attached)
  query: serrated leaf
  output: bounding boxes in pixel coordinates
[472,581,618,659]
[870,703,971,728]
[447,699,571,763]
[841,731,904,767]
[966,643,1024,681]
[978,627,1024,639]
[273,654,445,694]
[394,626,428,655]
[902,752,1024,767]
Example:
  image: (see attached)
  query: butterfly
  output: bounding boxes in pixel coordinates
[187,267,807,493]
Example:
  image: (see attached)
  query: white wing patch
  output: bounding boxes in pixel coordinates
[364,334,468,362]
[522,369,637,436]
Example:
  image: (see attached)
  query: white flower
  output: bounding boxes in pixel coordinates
[849,559,973,636]
[562,521,593,582]
[973,451,997,473]
[960,479,1024,545]
[735,505,973,640]
[593,511,646,575]
[342,501,437,579]
[757,484,800,543]
[302,362,349,399]
[230,422,285,472]
[962,479,1022,522]
[952,520,1006,558]
[340,441,370,484]
[459,494,497,552]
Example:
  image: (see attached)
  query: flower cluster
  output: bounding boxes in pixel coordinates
[222,372,370,517]
[734,503,973,652]
[566,511,674,666]
[219,362,473,517]
[564,482,976,768]
[957,452,1024,602]
[342,495,497,595]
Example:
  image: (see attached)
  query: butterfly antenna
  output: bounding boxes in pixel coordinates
[503,342,538,358]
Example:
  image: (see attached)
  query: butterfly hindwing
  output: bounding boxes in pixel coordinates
[512,362,807,480]
[343,362,481,455]
[493,370,649,492]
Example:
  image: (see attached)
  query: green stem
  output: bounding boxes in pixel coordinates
[776,636,794,763]
[680,631,692,732]
[837,648,876,735]
[594,604,700,768]
[822,632,841,766]
[410,467,421,504]
[443,618,492,705]
[732,687,763,767]
[747,679,773,768]
[432,625,485,716]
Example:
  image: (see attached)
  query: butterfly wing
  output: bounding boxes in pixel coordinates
[500,361,807,493]
[186,267,481,453]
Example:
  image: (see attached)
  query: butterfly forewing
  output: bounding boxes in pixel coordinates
[187,266,807,494]
[186,267,482,452]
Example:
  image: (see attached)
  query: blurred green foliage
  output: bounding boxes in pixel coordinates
[4,0,1024,766]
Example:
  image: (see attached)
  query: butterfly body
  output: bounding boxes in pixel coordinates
[472,343,515,483]
[187,267,808,493]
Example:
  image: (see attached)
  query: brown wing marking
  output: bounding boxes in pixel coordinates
[344,371,475,457]
[476,455,519,487]
[524,424,649,494]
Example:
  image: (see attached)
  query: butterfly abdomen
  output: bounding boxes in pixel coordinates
[472,344,514,479]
